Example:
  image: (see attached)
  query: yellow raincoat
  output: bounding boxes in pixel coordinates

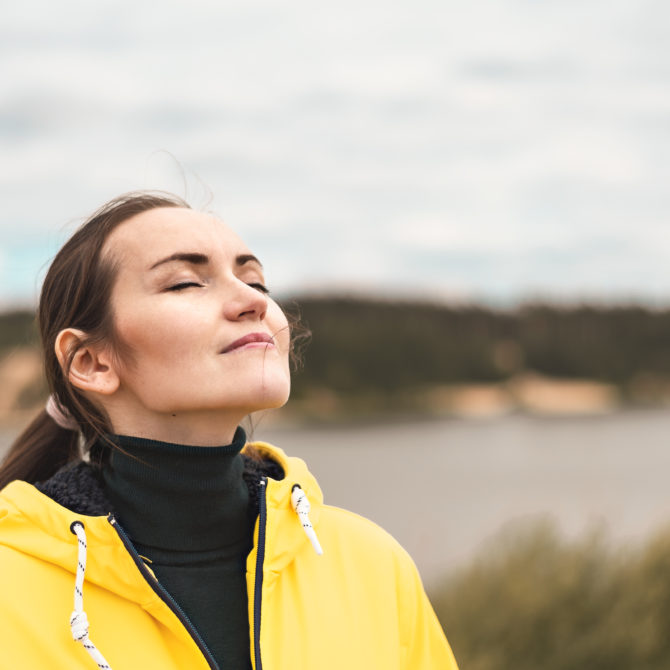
[0,442,457,669]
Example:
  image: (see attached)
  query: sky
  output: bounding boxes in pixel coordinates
[1,0,669,307]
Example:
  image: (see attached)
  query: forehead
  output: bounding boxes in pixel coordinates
[103,207,249,267]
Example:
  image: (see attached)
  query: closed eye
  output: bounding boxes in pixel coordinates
[248,282,270,294]
[166,281,203,292]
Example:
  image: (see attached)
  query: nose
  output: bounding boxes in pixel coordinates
[223,279,268,322]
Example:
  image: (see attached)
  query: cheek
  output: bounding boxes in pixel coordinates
[114,303,199,367]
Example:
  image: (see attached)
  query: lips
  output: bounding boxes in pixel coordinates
[221,332,275,353]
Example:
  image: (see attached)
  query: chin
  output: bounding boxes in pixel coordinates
[259,380,291,410]
[236,373,291,413]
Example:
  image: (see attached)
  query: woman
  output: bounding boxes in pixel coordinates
[0,192,457,669]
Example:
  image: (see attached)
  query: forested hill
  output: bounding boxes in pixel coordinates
[3,298,670,418]
[287,297,670,394]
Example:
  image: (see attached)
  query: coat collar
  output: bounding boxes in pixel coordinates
[0,441,323,590]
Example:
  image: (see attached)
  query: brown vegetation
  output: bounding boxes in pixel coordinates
[432,522,670,670]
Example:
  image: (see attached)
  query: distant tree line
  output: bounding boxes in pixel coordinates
[0,310,38,352]
[4,298,670,399]
[284,298,670,399]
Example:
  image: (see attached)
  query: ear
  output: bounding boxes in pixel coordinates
[55,328,120,396]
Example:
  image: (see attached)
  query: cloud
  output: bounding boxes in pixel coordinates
[0,0,668,305]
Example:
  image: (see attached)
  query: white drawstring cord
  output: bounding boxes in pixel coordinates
[291,485,323,555]
[70,522,113,669]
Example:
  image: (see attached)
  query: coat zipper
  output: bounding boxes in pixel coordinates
[253,477,268,670]
[108,515,219,670]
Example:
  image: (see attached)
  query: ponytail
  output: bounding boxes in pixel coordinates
[0,410,80,489]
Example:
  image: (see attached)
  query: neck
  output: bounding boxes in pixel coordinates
[104,402,248,446]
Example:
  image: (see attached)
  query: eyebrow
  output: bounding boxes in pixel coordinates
[235,253,263,269]
[149,252,263,270]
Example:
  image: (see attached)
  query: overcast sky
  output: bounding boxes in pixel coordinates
[1,0,668,307]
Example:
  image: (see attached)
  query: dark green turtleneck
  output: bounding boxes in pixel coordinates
[100,427,254,670]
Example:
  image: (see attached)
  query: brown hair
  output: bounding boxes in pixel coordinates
[0,192,189,488]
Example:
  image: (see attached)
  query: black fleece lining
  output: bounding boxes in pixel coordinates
[35,455,285,518]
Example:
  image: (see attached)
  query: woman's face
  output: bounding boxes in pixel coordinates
[100,207,291,439]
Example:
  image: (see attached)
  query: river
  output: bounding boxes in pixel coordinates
[3,409,670,590]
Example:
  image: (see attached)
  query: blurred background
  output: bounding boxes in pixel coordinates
[2,1,670,667]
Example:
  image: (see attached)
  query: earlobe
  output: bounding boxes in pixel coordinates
[55,329,120,396]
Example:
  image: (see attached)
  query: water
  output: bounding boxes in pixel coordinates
[260,410,670,588]
[3,410,670,589]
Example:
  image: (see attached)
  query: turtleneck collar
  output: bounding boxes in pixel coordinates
[100,426,251,554]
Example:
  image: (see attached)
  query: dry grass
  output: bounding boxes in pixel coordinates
[432,521,670,670]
